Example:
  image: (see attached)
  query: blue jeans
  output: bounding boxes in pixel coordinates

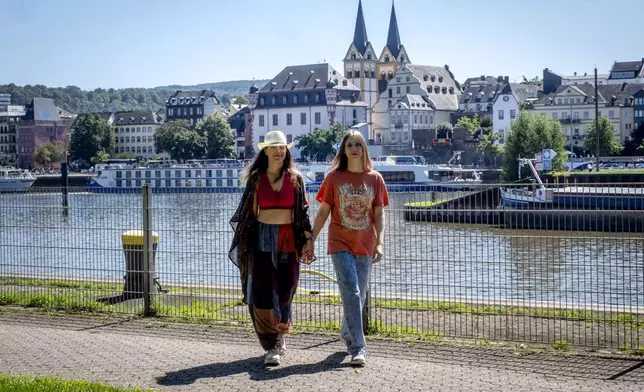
[331,251,373,356]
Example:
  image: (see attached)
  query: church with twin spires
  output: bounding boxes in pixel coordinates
[343,0,410,131]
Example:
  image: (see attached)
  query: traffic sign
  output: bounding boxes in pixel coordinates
[542,149,557,160]
[543,160,552,170]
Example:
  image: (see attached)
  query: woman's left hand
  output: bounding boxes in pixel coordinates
[302,240,315,264]
[373,243,384,263]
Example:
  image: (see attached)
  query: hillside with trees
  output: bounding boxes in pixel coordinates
[0,79,269,114]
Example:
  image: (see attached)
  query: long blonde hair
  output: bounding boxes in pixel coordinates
[330,130,373,172]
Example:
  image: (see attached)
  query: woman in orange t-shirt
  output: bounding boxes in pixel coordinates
[311,130,389,366]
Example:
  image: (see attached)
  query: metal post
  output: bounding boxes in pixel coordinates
[61,160,69,212]
[595,68,600,171]
[142,184,152,316]
[362,287,371,335]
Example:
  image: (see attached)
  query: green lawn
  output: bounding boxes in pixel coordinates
[0,375,153,392]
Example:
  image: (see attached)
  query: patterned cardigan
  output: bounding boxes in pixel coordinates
[228,172,312,304]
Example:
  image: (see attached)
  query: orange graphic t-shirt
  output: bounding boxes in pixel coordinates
[315,169,389,256]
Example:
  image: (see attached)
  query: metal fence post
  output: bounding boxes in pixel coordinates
[142,184,152,316]
[362,288,371,335]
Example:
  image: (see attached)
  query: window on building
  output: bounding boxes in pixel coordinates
[293,95,298,104]
[259,115,265,127]
[388,89,392,98]
[314,112,321,125]
[282,96,287,104]
[347,70,353,79]
[300,113,306,125]
[406,86,411,94]
[609,110,615,119]
[286,113,292,126]
[287,134,292,143]
[396,87,401,94]
[352,109,357,118]
[272,114,278,126]
[553,112,558,120]
[498,110,504,120]
[168,108,173,116]
[584,111,589,119]
[510,109,516,119]
[259,136,265,143]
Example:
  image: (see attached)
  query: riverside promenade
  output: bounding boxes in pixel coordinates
[0,311,642,392]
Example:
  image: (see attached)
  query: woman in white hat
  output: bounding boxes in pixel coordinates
[229,130,315,366]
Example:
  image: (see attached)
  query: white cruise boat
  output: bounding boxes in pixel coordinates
[86,156,483,194]
[0,167,36,193]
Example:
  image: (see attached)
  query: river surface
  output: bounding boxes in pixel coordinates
[1,190,642,308]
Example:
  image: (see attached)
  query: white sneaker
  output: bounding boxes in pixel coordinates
[277,334,287,356]
[349,351,366,366]
[264,348,281,366]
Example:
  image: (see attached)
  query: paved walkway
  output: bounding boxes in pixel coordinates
[0,311,642,392]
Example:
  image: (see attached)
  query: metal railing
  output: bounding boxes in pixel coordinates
[0,181,642,350]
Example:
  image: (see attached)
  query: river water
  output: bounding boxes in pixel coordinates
[1,190,642,309]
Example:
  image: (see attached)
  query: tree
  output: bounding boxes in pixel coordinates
[295,123,346,162]
[33,141,66,169]
[70,115,115,163]
[435,122,453,138]
[233,96,249,105]
[583,116,623,156]
[477,131,503,157]
[623,123,644,156]
[113,151,135,159]
[168,130,207,162]
[153,120,206,161]
[154,120,190,155]
[245,145,256,159]
[501,111,567,182]
[479,116,493,129]
[90,151,110,165]
[522,76,542,85]
[456,115,480,137]
[197,114,236,159]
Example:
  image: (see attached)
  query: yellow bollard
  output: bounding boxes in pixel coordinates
[121,230,160,300]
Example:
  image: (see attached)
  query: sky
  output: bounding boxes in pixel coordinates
[3,0,644,90]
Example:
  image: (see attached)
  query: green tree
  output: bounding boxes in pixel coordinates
[477,131,503,157]
[435,122,453,138]
[154,120,190,155]
[522,76,542,85]
[295,123,346,161]
[233,96,249,105]
[456,115,480,137]
[33,141,66,169]
[583,116,623,156]
[245,145,256,159]
[168,130,207,162]
[70,115,115,163]
[501,111,567,182]
[113,151,135,159]
[479,116,493,129]
[197,114,236,159]
[90,151,110,164]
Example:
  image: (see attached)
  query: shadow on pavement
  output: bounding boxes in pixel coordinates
[156,351,351,386]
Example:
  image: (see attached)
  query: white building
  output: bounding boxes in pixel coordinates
[492,83,539,143]
[371,63,461,145]
[526,84,638,151]
[562,72,608,86]
[605,59,644,85]
[113,110,165,159]
[247,63,368,159]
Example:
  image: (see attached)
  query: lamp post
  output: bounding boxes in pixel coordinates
[246,83,259,154]
[325,81,338,126]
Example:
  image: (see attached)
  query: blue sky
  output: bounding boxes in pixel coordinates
[3,0,644,90]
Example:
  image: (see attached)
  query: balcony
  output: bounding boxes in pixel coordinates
[559,118,581,124]
[394,122,404,129]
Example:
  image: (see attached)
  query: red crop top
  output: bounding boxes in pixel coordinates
[257,172,295,210]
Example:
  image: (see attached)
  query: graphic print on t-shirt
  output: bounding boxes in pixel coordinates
[337,182,374,231]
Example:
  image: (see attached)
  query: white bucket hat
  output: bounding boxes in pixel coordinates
[257,130,294,149]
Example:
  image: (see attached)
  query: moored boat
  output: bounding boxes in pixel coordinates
[0,167,36,193]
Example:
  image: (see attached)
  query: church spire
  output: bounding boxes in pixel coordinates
[352,0,369,55]
[385,1,402,58]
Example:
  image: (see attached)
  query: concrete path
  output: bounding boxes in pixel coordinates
[0,311,642,391]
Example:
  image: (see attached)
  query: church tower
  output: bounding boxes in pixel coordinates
[376,1,410,94]
[343,0,378,126]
